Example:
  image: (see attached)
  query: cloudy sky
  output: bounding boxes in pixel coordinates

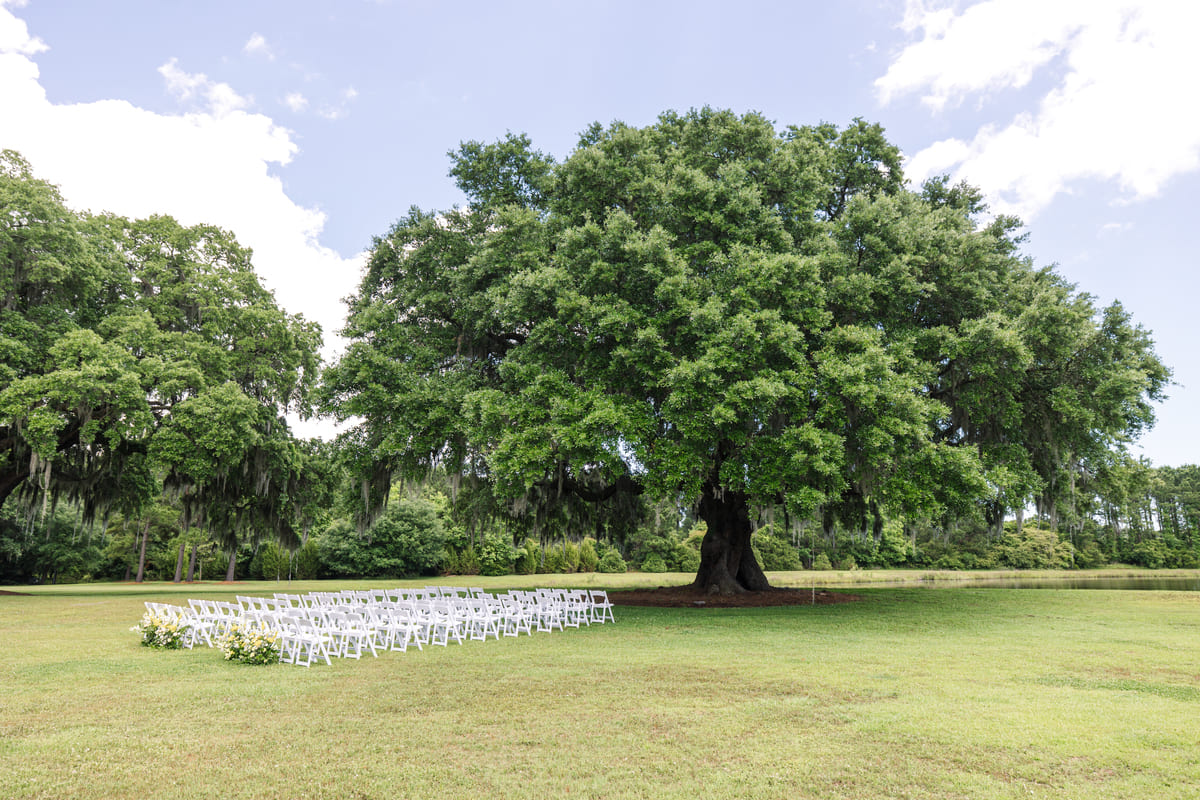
[2,0,1197,466]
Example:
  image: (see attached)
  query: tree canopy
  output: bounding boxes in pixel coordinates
[0,150,324,555]
[321,109,1165,593]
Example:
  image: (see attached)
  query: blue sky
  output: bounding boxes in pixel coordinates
[2,0,1197,466]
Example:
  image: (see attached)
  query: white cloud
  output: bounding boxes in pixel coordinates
[0,0,43,55]
[1099,221,1133,236]
[243,32,273,59]
[880,0,1200,220]
[158,57,252,117]
[0,4,362,375]
[284,91,308,112]
[317,86,358,120]
[879,0,1089,111]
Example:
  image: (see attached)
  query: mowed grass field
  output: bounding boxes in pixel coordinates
[2,573,1198,799]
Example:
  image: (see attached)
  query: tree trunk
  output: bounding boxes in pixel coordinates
[692,480,770,595]
[134,517,151,583]
[186,542,199,582]
[0,464,32,513]
[821,506,837,556]
[225,549,237,582]
[173,540,185,583]
[869,499,883,545]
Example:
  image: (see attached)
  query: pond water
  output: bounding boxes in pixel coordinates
[963,576,1200,591]
[812,574,1200,591]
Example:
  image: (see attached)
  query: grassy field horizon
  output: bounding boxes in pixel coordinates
[3,571,1198,798]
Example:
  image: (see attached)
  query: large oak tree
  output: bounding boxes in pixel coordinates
[322,110,1167,593]
[0,151,324,567]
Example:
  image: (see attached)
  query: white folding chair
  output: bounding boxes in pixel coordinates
[291,616,334,666]
[590,589,615,623]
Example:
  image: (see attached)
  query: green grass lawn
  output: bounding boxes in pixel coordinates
[2,574,1198,799]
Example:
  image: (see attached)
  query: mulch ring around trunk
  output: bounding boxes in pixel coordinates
[608,585,860,608]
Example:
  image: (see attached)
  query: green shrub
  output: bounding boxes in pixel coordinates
[834,555,858,571]
[562,540,581,573]
[672,544,700,573]
[514,538,540,575]
[317,519,368,577]
[877,520,912,566]
[477,530,517,576]
[1174,550,1200,569]
[597,550,627,573]
[988,526,1073,569]
[370,499,447,575]
[933,553,965,570]
[640,553,669,573]
[252,541,289,581]
[579,538,600,572]
[628,534,677,570]
[812,553,833,570]
[751,531,802,571]
[318,498,446,578]
[542,545,566,574]
[1073,537,1107,569]
[1127,539,1167,569]
[444,545,480,576]
[293,539,321,580]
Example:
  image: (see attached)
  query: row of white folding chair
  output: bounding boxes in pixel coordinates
[425,586,487,599]
[434,586,613,625]
[187,598,243,636]
[507,590,573,632]
[239,611,332,667]
[279,603,426,658]
[187,586,612,662]
[251,608,378,663]
[552,589,594,628]
[447,597,504,642]
[177,598,415,665]
[281,592,501,646]
[296,601,424,651]
[272,593,320,610]
[521,588,613,629]
[496,594,534,636]
[176,601,360,666]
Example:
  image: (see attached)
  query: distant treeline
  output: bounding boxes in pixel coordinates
[4,460,1197,584]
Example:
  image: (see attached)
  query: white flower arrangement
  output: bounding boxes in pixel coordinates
[131,610,189,649]
[216,621,281,665]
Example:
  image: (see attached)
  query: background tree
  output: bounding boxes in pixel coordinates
[0,151,323,564]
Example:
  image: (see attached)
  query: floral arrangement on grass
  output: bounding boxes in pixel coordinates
[217,621,281,665]
[132,610,189,649]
